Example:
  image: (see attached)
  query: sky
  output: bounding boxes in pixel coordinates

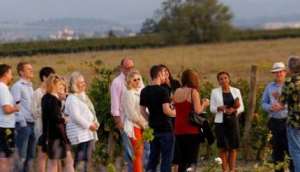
[1,0,300,24]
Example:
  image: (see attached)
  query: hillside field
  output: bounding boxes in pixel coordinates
[1,38,299,87]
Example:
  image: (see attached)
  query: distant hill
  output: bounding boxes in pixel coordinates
[0,18,132,42]
[234,14,300,28]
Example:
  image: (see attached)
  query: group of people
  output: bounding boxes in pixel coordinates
[0,56,300,172]
[110,56,300,172]
[0,62,99,172]
[110,58,244,172]
[262,57,300,172]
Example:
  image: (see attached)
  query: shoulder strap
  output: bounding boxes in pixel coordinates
[190,88,195,110]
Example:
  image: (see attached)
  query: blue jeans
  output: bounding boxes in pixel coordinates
[121,131,133,172]
[287,126,300,172]
[144,141,150,169]
[15,122,36,172]
[146,132,175,172]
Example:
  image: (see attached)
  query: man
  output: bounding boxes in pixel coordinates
[11,62,35,172]
[140,65,176,172]
[280,56,300,172]
[0,64,19,172]
[110,57,141,171]
[262,62,293,172]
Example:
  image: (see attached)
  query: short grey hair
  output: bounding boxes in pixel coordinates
[69,71,84,93]
[288,56,300,74]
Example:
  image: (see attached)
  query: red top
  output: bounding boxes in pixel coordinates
[174,101,199,135]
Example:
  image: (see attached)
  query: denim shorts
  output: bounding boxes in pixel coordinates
[0,127,15,158]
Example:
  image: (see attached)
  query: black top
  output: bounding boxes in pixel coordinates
[222,92,235,116]
[140,85,173,133]
[41,93,67,141]
[161,79,181,97]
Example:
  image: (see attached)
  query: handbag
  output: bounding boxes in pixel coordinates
[189,89,208,127]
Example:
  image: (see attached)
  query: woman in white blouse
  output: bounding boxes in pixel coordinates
[122,70,148,172]
[210,71,244,172]
[64,72,99,172]
[31,67,55,172]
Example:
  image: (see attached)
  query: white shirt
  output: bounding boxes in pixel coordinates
[11,78,34,124]
[0,82,15,128]
[64,94,98,145]
[110,72,144,123]
[31,88,45,138]
[121,89,148,139]
[210,86,244,123]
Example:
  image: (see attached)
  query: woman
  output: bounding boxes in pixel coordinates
[121,70,148,172]
[31,67,55,172]
[64,72,99,172]
[173,69,209,172]
[210,72,244,172]
[159,64,181,97]
[0,64,19,172]
[41,74,74,172]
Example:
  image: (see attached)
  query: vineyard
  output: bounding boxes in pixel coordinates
[1,28,300,57]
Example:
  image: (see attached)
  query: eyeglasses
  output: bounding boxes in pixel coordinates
[133,78,141,82]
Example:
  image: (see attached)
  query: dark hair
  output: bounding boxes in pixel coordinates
[217,71,230,80]
[17,61,30,76]
[0,64,11,78]
[288,56,300,74]
[158,64,174,81]
[181,69,199,89]
[150,65,164,80]
[39,67,55,82]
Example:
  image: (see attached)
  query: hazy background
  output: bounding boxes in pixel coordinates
[1,0,299,24]
[1,0,300,41]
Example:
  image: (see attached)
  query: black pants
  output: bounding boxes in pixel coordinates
[268,118,294,172]
[173,134,201,172]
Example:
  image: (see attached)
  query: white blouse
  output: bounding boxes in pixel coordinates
[64,94,98,145]
[210,86,244,123]
[121,89,148,139]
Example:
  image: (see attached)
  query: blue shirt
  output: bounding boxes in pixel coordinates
[261,82,287,119]
[11,78,34,124]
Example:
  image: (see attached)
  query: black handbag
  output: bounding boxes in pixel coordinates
[189,89,208,126]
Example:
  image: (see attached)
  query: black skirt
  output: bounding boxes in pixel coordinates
[47,138,71,160]
[215,115,240,149]
[173,134,201,165]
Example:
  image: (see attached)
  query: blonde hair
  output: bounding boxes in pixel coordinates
[126,69,141,90]
[69,71,84,93]
[45,74,66,93]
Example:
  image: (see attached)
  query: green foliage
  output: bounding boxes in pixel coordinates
[88,61,122,165]
[145,0,233,43]
[202,157,222,172]
[0,35,166,57]
[1,27,300,57]
[107,163,117,172]
[141,18,160,34]
[143,127,155,142]
[253,149,291,172]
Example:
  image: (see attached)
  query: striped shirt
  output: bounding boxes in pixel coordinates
[64,94,97,145]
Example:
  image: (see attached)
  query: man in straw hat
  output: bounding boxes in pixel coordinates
[262,62,293,172]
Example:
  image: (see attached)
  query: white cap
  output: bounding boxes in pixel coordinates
[271,62,286,73]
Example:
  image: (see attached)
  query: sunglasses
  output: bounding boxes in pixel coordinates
[133,78,141,82]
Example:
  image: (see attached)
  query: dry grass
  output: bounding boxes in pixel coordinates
[2,38,300,87]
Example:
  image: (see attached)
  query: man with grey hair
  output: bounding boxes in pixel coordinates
[280,56,300,172]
